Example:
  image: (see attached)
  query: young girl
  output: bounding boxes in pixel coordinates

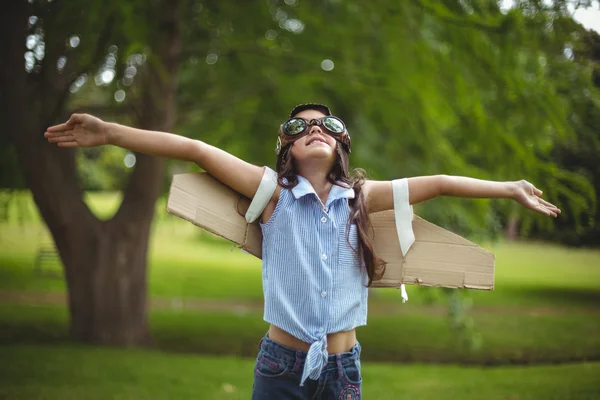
[45,103,560,400]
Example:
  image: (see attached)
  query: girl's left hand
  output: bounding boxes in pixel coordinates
[511,180,561,217]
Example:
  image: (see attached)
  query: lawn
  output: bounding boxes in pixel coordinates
[0,344,598,400]
[1,303,599,365]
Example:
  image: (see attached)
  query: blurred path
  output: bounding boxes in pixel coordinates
[1,290,599,316]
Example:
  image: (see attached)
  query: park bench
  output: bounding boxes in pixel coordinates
[34,242,62,277]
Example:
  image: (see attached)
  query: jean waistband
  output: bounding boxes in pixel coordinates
[258,333,361,383]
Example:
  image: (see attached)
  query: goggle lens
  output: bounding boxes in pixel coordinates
[322,116,344,134]
[283,118,306,136]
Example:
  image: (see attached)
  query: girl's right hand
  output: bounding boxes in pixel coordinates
[45,113,109,148]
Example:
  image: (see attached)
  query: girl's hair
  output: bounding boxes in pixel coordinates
[276,141,386,286]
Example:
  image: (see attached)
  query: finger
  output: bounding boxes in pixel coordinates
[67,113,85,126]
[45,130,72,138]
[46,123,73,133]
[539,198,559,210]
[48,135,74,143]
[57,141,79,148]
[545,207,558,218]
[46,114,84,132]
[535,203,556,217]
[538,199,561,214]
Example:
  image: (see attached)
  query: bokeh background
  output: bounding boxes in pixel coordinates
[1,0,599,399]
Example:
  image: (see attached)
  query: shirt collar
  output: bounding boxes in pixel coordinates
[291,175,355,205]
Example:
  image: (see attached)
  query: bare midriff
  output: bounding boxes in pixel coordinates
[268,324,356,354]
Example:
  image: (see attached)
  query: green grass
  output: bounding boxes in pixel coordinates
[1,303,599,365]
[0,343,598,400]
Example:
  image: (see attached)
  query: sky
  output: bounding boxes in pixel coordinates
[501,0,600,33]
[572,6,600,32]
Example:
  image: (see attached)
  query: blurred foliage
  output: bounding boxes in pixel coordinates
[177,0,598,243]
[528,27,600,245]
[2,0,599,244]
[75,147,132,191]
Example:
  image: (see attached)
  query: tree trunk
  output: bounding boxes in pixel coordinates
[504,215,519,241]
[1,0,180,346]
[63,184,156,345]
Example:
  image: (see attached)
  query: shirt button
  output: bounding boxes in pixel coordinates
[324,207,329,213]
[321,217,327,223]
[321,291,327,298]
[321,253,327,261]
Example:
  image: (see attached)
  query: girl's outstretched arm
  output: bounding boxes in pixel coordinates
[364,175,560,217]
[44,113,269,200]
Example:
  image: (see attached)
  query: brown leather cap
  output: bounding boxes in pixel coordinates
[289,103,332,118]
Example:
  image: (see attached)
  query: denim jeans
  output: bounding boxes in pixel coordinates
[251,334,362,400]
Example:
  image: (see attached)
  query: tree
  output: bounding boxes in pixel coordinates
[182,0,595,240]
[533,26,600,245]
[0,0,182,345]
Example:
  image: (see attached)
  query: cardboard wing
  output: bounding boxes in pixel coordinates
[166,172,495,290]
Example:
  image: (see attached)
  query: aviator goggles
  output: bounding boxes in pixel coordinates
[282,116,346,137]
[277,115,351,154]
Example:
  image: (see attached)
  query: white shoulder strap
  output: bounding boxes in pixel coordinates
[392,178,415,256]
[392,178,415,303]
[245,167,278,223]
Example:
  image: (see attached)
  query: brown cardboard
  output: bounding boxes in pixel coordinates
[166,172,495,290]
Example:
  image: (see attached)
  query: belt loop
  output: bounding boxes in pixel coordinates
[336,354,343,379]
[293,351,303,374]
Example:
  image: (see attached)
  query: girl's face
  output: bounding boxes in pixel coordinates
[289,109,338,167]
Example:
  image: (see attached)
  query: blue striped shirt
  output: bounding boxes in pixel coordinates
[260,175,369,385]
